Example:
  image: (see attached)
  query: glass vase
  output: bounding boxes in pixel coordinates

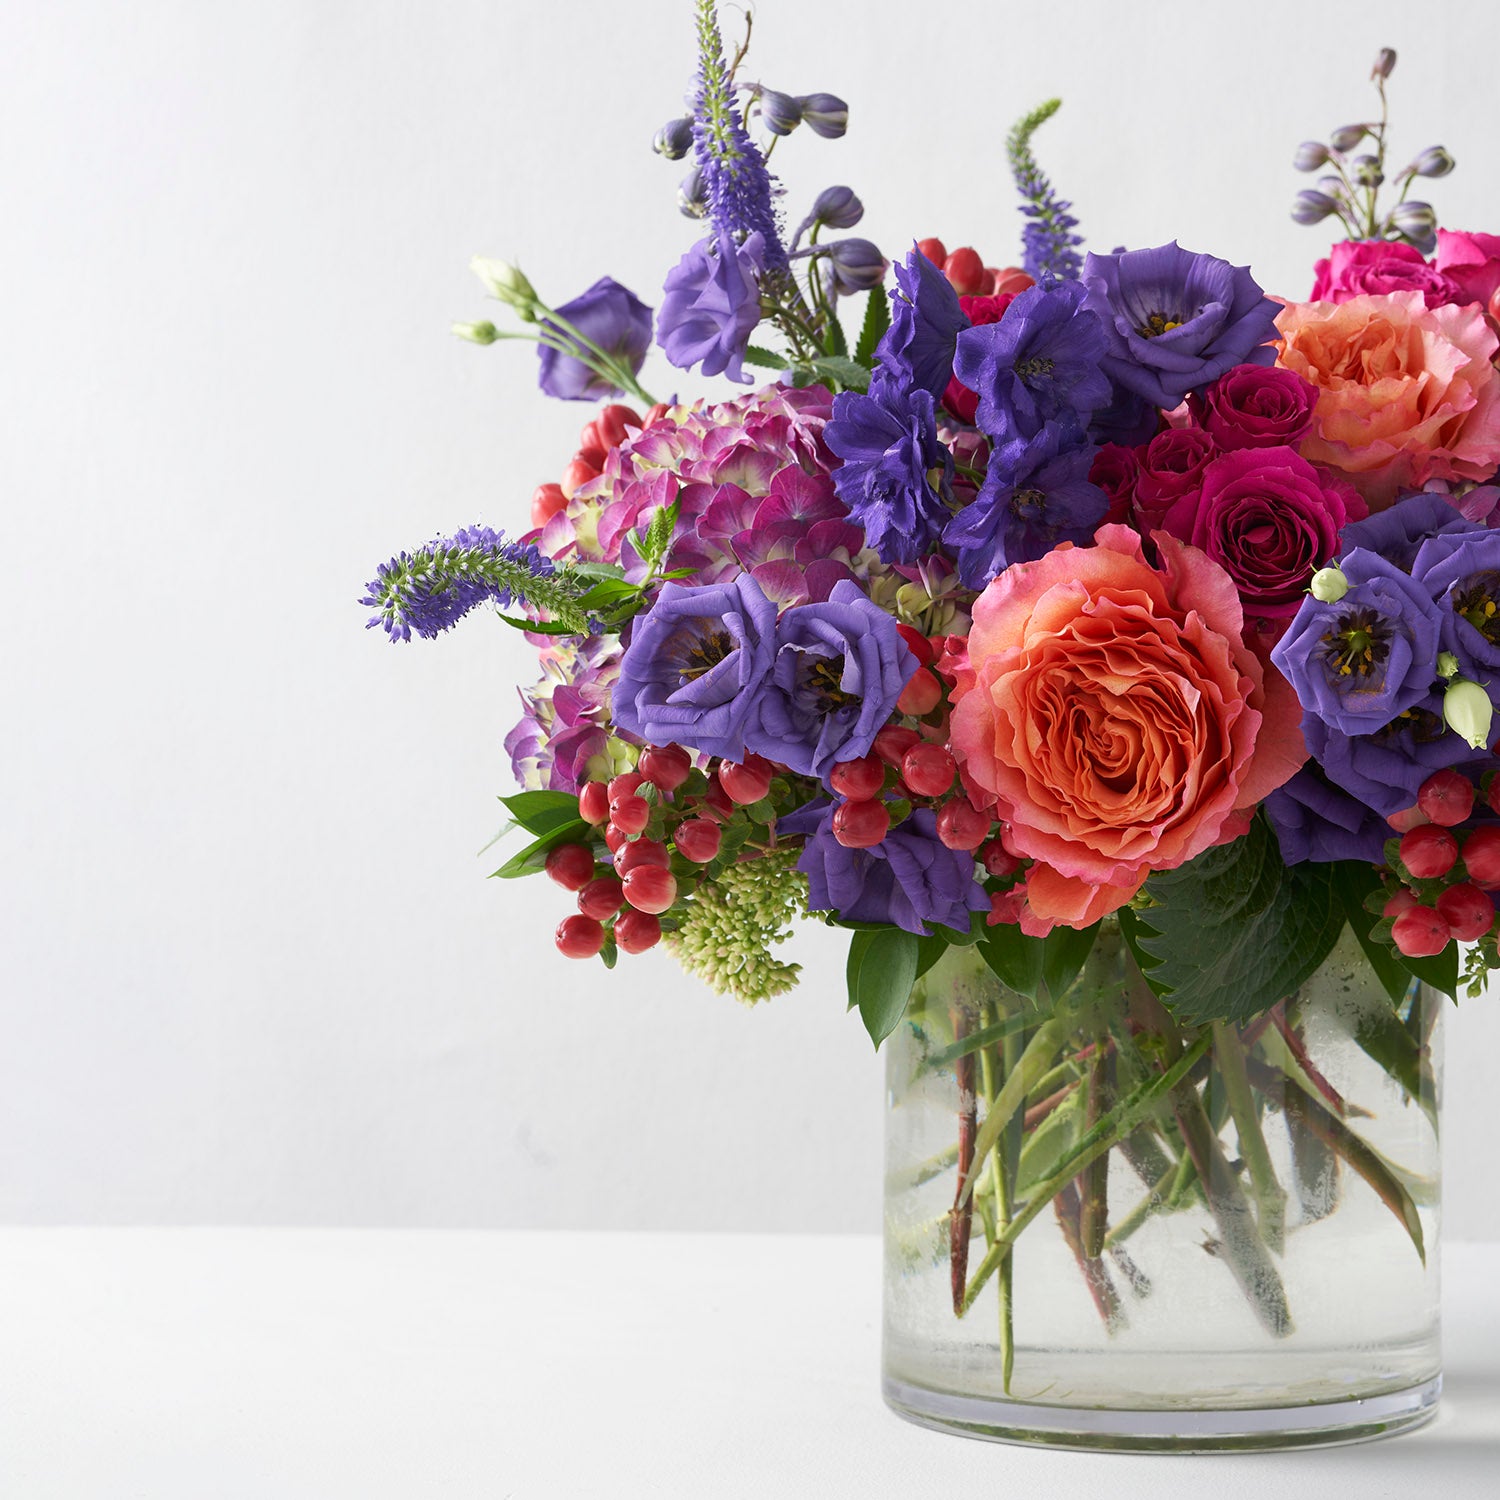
[882,923,1442,1452]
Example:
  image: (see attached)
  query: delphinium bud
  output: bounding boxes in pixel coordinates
[798,93,848,139]
[1329,123,1369,152]
[811,184,863,230]
[824,237,887,295]
[1293,141,1331,172]
[1292,190,1341,226]
[1411,146,1456,179]
[1372,47,1397,80]
[653,116,695,160]
[1390,200,1438,253]
[677,166,708,220]
[1351,154,1384,189]
[755,88,804,137]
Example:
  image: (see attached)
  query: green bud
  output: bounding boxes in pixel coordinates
[451,320,499,345]
[1437,651,1461,680]
[1443,678,1494,751]
[1309,565,1349,602]
[470,256,538,318]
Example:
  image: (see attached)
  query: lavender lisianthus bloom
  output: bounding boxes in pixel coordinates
[1263,765,1393,865]
[658,229,766,383]
[825,381,952,565]
[952,279,1111,442]
[1270,548,1445,734]
[785,803,989,936]
[537,278,654,402]
[874,246,969,400]
[747,579,917,779]
[943,425,1108,589]
[1341,490,1483,572]
[1416,528,1500,680]
[1081,242,1280,410]
[612,573,777,760]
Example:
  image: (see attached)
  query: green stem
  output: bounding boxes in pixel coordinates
[1213,1022,1287,1255]
[1078,1039,1113,1258]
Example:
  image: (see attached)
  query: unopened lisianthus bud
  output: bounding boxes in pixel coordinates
[1309,565,1349,602]
[811,184,863,229]
[1437,651,1461,681]
[1292,190,1340,226]
[824,238,887,295]
[677,167,708,219]
[756,88,803,137]
[1444,678,1494,751]
[653,116,694,160]
[1293,141,1331,172]
[1352,154,1384,188]
[1412,145,1456,179]
[1372,47,1397,80]
[798,93,848,139]
[471,257,537,315]
[452,320,499,345]
[1330,124,1369,152]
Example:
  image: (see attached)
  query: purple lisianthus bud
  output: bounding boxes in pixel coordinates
[1080,241,1280,411]
[825,381,951,565]
[824,238,888,296]
[611,574,778,762]
[678,167,709,219]
[811,185,863,230]
[1411,146,1455,179]
[754,88,803,137]
[1264,765,1393,865]
[798,93,848,139]
[874,245,969,400]
[1293,141,1332,173]
[1292,191,1341,226]
[1270,548,1445,735]
[1329,124,1369,152]
[654,116,695,160]
[536,278,654,402]
[786,803,989,936]
[657,229,766,383]
[746,579,917,780]
[953,278,1111,442]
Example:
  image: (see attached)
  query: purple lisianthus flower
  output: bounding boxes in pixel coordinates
[943,425,1108,589]
[1270,548,1445,735]
[537,278,654,402]
[612,574,777,760]
[1081,242,1280,410]
[658,229,766,383]
[1414,528,1500,681]
[1263,765,1393,865]
[1340,490,1483,571]
[874,246,969,400]
[825,381,952,565]
[747,579,917,779]
[952,279,1111,442]
[785,802,989,936]
[1087,380,1159,446]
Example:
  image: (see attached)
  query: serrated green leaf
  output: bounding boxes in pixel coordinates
[854,286,891,367]
[810,355,871,393]
[742,344,790,371]
[824,309,848,357]
[847,928,920,1046]
[1118,816,1346,1026]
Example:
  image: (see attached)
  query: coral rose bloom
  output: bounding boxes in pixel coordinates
[949,526,1305,932]
[1275,291,1500,506]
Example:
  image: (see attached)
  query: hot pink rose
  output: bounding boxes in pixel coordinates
[948,526,1306,931]
[1088,443,1141,527]
[1275,291,1500,506]
[1191,364,1319,451]
[1433,229,1500,312]
[1159,446,1366,622]
[1133,426,1218,530]
[1310,239,1463,310]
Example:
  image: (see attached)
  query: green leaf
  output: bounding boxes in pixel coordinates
[810,355,871,393]
[496,612,576,635]
[854,285,891,368]
[742,344,790,372]
[489,819,591,879]
[824,309,848,358]
[977,922,1045,999]
[1118,815,1346,1027]
[498,790,584,836]
[846,928,920,1047]
[914,930,951,980]
[1042,921,1101,1003]
[1332,861,1415,1006]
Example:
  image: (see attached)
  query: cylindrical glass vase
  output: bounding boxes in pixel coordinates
[883,924,1442,1452]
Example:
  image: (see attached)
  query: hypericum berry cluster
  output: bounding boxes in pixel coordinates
[1378,768,1500,959]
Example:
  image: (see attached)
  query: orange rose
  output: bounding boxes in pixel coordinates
[948,526,1305,932]
[1275,291,1500,507]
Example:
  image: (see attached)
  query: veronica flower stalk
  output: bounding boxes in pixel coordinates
[1007,100,1084,282]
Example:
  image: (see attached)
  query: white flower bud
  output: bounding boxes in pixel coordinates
[1443,678,1494,751]
[1309,565,1350,602]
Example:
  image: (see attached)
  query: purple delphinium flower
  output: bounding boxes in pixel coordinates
[1263,765,1393,865]
[784,802,989,936]
[612,573,777,760]
[537,278,654,402]
[1342,490,1483,573]
[747,579,917,779]
[1414,528,1500,681]
[1080,242,1280,410]
[1270,548,1445,734]
[952,279,1111,443]
[825,381,952,565]
[658,229,766,383]
[942,426,1108,589]
[874,246,970,399]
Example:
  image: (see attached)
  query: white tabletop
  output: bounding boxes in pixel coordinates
[0,1230,1494,1498]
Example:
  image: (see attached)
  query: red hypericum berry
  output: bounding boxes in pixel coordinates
[829,754,886,801]
[622,865,678,915]
[591,403,641,450]
[833,799,890,849]
[1391,906,1452,959]
[608,771,646,805]
[531,482,568,528]
[701,773,734,822]
[560,456,600,499]
[916,236,948,267]
[555,914,605,959]
[1436,881,1495,941]
[1462,825,1500,889]
[896,667,942,717]
[1417,768,1475,827]
[613,908,662,954]
[943,247,985,295]
[1486,776,1500,817]
[578,876,625,920]
[604,824,629,856]
[901,743,956,798]
[639,744,692,792]
[894,623,935,667]
[873,726,921,767]
[579,781,611,826]
[1400,823,1459,880]
[574,444,606,471]
[614,838,669,876]
[980,839,1022,880]
[610,795,650,837]
[674,817,722,864]
[937,799,990,851]
[1382,888,1420,920]
[544,843,595,891]
[719,756,774,805]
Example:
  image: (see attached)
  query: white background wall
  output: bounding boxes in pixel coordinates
[4,0,1499,1237]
